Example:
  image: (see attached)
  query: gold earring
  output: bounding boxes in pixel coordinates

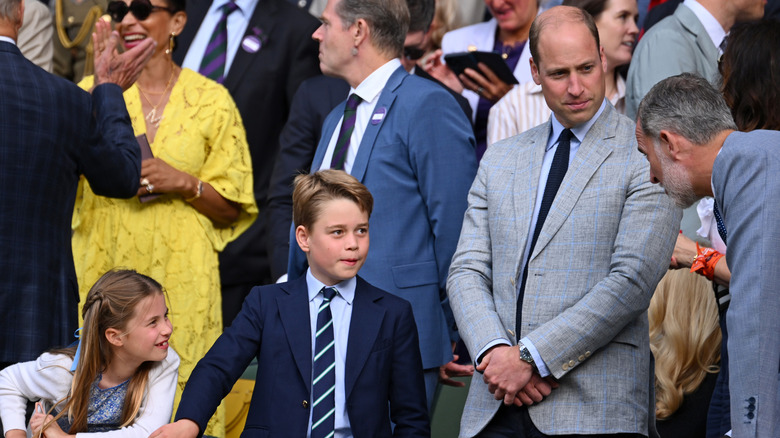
[166,32,176,55]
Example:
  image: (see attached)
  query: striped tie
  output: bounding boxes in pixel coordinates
[199,0,239,84]
[311,287,337,438]
[330,93,363,170]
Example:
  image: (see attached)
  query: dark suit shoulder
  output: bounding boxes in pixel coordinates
[355,276,414,313]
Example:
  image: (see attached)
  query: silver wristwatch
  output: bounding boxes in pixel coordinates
[518,342,537,371]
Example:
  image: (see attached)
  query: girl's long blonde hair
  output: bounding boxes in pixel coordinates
[649,269,721,419]
[47,269,165,433]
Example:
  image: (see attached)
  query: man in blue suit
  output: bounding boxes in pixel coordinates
[287,0,478,407]
[152,170,429,438]
[636,73,780,438]
[0,8,151,370]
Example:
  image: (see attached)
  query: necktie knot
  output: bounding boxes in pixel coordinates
[345,93,362,111]
[221,1,239,15]
[558,128,574,145]
[321,287,337,302]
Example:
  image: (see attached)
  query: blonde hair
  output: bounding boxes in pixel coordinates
[429,0,460,50]
[649,269,721,419]
[47,269,166,433]
[292,169,373,230]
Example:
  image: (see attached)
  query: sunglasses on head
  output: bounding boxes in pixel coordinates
[403,46,426,61]
[107,0,175,22]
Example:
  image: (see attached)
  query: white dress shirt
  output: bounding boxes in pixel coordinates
[180,0,259,76]
[305,269,355,438]
[319,59,402,174]
[683,0,727,54]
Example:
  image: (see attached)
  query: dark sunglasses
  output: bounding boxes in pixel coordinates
[107,0,175,22]
[403,46,426,61]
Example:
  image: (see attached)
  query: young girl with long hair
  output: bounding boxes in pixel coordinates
[0,270,179,438]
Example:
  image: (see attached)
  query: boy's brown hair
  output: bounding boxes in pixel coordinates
[292,169,374,230]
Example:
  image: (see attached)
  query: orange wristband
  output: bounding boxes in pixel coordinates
[690,242,724,281]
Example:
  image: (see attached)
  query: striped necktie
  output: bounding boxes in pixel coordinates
[311,287,337,438]
[199,0,239,84]
[330,93,363,170]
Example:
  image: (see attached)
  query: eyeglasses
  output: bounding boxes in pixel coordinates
[107,0,175,22]
[403,46,426,61]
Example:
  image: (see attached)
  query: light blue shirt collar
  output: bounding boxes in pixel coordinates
[306,269,356,305]
[0,36,16,45]
[548,98,608,150]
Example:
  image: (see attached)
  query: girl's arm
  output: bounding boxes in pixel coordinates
[73,349,180,438]
[0,354,74,434]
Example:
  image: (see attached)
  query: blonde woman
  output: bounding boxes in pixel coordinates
[649,269,721,437]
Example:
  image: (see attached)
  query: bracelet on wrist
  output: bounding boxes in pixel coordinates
[185,180,203,202]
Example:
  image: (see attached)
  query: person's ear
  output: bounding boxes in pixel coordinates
[296,225,311,254]
[353,18,368,47]
[105,328,124,347]
[530,57,541,85]
[660,130,687,160]
[170,11,187,36]
[599,45,607,73]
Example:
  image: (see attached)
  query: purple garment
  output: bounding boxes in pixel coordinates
[474,37,525,161]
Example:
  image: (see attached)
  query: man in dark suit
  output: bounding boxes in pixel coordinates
[151,170,429,438]
[172,0,321,326]
[265,0,472,281]
[0,9,151,369]
[287,0,478,409]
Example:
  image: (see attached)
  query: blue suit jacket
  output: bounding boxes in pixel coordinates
[713,130,780,438]
[288,66,478,369]
[0,41,141,364]
[174,275,429,438]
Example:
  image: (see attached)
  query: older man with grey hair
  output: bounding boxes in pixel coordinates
[636,72,780,438]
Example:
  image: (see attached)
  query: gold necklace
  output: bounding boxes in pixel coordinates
[137,67,176,128]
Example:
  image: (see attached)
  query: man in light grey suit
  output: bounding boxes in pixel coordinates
[636,73,780,438]
[447,6,680,437]
[625,0,765,120]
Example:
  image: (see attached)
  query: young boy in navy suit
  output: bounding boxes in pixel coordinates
[151,170,430,438]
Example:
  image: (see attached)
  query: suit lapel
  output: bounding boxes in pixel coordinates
[677,5,719,62]
[223,0,280,92]
[277,277,314,391]
[344,278,384,399]
[512,123,549,280]
[349,66,406,182]
[530,106,616,261]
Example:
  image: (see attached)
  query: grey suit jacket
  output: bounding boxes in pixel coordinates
[713,130,780,438]
[625,4,719,119]
[448,103,680,437]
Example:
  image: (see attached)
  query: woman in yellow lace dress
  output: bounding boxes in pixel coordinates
[72,2,257,437]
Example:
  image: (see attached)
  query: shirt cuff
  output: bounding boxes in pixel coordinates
[475,339,512,367]
[520,337,551,377]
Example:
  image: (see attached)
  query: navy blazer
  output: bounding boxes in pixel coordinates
[175,275,430,438]
[0,41,141,364]
[173,0,321,287]
[288,67,478,369]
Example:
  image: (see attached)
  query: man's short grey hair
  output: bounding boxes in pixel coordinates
[336,0,409,58]
[638,73,737,146]
[0,0,23,23]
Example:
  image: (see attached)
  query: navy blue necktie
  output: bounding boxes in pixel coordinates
[516,129,573,339]
[311,287,337,438]
[713,201,728,245]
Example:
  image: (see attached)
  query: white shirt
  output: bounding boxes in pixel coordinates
[0,36,16,45]
[319,59,402,173]
[181,0,259,76]
[683,0,727,54]
[305,270,355,438]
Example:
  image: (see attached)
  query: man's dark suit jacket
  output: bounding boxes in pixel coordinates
[0,41,141,364]
[266,70,473,280]
[173,0,321,288]
[175,275,430,437]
